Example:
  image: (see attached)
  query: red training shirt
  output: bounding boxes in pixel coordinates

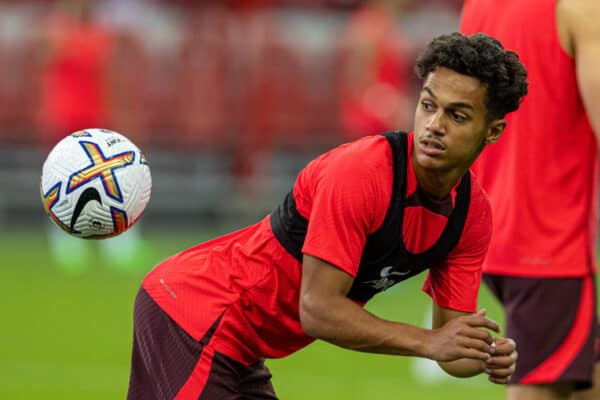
[142,133,491,365]
[461,0,598,277]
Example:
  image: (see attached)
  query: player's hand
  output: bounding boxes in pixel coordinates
[483,337,517,384]
[427,309,500,362]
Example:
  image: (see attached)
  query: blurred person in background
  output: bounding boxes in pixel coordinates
[227,0,283,194]
[173,2,230,151]
[460,1,600,399]
[337,0,414,139]
[36,0,112,150]
[98,0,149,149]
[127,32,528,399]
[36,0,147,273]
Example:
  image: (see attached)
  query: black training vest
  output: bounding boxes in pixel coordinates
[270,131,471,302]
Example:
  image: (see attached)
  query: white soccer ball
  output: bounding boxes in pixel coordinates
[40,128,152,239]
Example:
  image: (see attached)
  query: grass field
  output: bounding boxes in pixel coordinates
[0,226,506,399]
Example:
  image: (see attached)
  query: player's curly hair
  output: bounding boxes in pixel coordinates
[415,32,528,121]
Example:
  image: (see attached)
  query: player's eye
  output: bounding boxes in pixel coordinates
[451,112,468,123]
[421,101,435,112]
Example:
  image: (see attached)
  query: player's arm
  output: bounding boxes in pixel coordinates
[559,0,600,140]
[433,305,516,383]
[299,254,498,362]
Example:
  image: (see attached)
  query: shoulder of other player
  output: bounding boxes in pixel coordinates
[557,0,600,57]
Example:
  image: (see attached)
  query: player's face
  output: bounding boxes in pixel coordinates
[413,67,505,174]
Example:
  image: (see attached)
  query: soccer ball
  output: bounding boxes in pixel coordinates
[40,129,152,239]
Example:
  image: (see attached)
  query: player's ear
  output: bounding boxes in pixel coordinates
[485,119,506,144]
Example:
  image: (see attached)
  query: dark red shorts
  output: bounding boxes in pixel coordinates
[127,287,278,400]
[483,274,599,389]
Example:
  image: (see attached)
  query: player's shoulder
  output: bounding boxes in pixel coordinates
[468,171,489,201]
[317,133,393,171]
[557,0,600,38]
[297,133,395,195]
[338,133,392,154]
[467,170,492,219]
[558,0,600,18]
[457,171,493,247]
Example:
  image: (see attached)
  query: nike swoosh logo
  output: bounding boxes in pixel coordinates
[69,187,102,233]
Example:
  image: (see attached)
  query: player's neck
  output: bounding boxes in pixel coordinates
[413,164,465,200]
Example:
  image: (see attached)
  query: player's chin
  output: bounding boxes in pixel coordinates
[414,152,446,170]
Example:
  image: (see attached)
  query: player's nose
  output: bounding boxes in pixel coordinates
[425,110,445,135]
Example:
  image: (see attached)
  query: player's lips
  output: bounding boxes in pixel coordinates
[418,137,446,156]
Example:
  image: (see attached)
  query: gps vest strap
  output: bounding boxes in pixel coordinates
[270,131,471,302]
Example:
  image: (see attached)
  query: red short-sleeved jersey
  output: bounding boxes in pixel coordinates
[461,0,598,277]
[142,133,491,364]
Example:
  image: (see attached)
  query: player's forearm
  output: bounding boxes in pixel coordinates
[299,256,497,364]
[300,294,431,357]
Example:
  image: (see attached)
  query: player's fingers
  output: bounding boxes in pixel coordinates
[465,315,500,332]
[486,352,518,368]
[459,337,495,354]
[486,365,516,379]
[492,338,516,355]
[460,326,494,344]
[459,347,493,362]
[463,311,500,331]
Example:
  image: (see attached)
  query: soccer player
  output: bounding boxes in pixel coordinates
[460,1,600,400]
[127,32,529,399]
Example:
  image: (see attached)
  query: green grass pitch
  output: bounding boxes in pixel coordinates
[0,227,506,399]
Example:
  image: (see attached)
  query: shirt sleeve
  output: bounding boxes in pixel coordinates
[422,176,492,312]
[298,139,392,277]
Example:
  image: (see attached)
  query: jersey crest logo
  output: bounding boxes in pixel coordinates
[365,265,411,291]
[364,266,411,291]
